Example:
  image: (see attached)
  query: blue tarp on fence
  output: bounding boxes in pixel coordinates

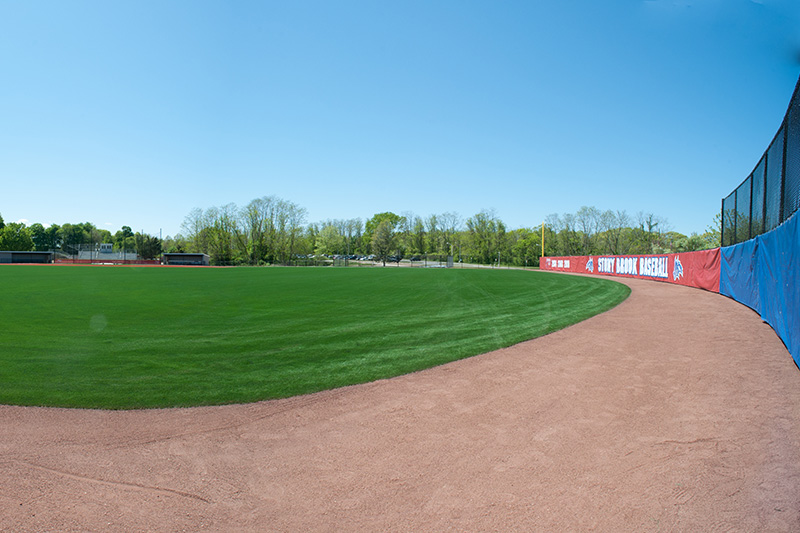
[720,212,800,367]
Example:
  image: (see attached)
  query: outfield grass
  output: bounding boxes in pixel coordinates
[0,265,629,409]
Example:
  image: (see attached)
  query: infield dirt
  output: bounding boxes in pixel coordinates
[2,276,799,531]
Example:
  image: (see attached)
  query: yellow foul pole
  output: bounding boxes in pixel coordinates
[541,222,544,260]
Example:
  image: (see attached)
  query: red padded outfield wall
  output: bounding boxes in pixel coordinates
[540,249,721,293]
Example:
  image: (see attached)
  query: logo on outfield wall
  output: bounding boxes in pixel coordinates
[673,256,684,281]
[586,258,594,272]
[595,256,670,278]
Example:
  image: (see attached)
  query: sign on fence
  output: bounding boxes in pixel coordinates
[541,249,721,293]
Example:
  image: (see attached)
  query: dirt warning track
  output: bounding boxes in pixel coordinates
[2,277,800,531]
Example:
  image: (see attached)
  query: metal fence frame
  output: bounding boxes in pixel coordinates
[722,77,800,246]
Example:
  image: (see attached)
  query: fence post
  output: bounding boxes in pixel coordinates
[780,123,788,225]
[733,189,738,246]
[761,159,768,236]
[748,173,754,240]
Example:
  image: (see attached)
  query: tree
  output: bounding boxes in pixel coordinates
[371,220,396,266]
[0,223,34,251]
[343,218,363,256]
[628,212,670,254]
[162,234,188,254]
[0,213,5,230]
[241,196,278,264]
[424,214,440,255]
[575,206,601,255]
[364,212,402,253]
[438,212,462,259]
[304,223,320,256]
[598,210,630,256]
[277,200,308,263]
[134,232,162,260]
[314,223,345,256]
[44,224,62,251]
[181,208,210,254]
[205,204,241,265]
[29,223,48,251]
[238,196,307,264]
[701,213,721,249]
[114,226,135,252]
[507,228,540,267]
[411,216,426,255]
[466,209,506,265]
[546,213,581,257]
[94,228,112,246]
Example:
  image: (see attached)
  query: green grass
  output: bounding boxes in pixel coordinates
[0,265,629,409]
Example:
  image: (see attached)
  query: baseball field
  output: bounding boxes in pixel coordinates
[0,266,800,532]
[3,272,799,531]
[0,264,629,408]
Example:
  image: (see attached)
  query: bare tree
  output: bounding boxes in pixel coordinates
[575,206,601,255]
[599,210,630,255]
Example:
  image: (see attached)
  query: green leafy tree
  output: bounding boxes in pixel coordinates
[411,216,426,255]
[29,223,64,251]
[29,223,48,251]
[364,212,402,253]
[96,228,113,245]
[59,222,96,252]
[466,209,506,265]
[371,220,396,266]
[134,232,162,260]
[507,228,540,267]
[44,224,62,251]
[162,234,188,254]
[701,213,722,249]
[114,226,136,252]
[314,223,344,256]
[0,222,34,251]
[206,204,241,265]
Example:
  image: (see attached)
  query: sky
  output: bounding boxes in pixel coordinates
[2,0,800,239]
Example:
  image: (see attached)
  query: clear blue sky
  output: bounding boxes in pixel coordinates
[2,0,799,238]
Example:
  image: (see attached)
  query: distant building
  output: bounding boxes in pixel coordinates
[99,243,113,253]
[161,253,211,266]
[0,251,54,264]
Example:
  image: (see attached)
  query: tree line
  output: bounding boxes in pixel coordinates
[164,197,720,266]
[544,207,720,258]
[0,215,163,260]
[0,200,720,266]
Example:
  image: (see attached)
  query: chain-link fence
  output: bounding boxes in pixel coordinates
[722,78,800,246]
[53,244,156,264]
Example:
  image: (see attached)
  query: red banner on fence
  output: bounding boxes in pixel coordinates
[541,249,721,293]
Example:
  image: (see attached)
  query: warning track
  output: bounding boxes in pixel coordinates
[2,277,799,531]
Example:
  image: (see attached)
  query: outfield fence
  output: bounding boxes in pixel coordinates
[541,249,721,292]
[721,77,800,246]
[717,77,800,368]
[542,77,800,368]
